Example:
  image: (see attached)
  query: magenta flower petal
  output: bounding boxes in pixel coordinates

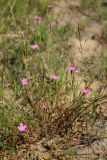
[18,123,27,132]
[67,66,77,71]
[30,44,40,50]
[34,16,41,21]
[50,74,58,80]
[21,78,28,86]
[82,88,89,94]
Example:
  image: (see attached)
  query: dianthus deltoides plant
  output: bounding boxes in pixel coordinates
[0,10,107,149]
[17,64,93,138]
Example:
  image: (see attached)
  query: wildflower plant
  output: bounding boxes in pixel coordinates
[0,0,107,153]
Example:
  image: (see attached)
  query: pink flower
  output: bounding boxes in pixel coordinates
[67,66,77,71]
[30,44,40,50]
[50,74,58,80]
[82,88,89,94]
[21,78,28,86]
[41,103,48,110]
[18,123,27,132]
[34,16,41,21]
